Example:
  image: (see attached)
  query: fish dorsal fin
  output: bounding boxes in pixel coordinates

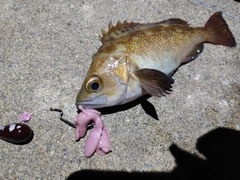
[100,18,189,43]
[158,18,189,26]
[101,21,140,44]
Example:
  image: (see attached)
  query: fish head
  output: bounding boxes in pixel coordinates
[76,55,130,109]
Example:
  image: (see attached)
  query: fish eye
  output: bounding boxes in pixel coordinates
[85,75,103,93]
[91,82,99,90]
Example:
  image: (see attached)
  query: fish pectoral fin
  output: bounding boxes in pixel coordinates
[135,68,174,97]
[182,43,204,64]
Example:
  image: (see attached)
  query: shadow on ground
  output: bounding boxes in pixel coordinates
[66,126,240,180]
[77,94,159,120]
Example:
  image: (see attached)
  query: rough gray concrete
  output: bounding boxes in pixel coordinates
[0,0,239,179]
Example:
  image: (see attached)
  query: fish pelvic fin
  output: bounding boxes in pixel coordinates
[135,68,174,97]
[204,11,236,47]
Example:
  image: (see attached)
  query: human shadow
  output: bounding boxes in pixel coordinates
[66,127,240,180]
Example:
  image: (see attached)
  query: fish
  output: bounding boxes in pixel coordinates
[76,11,236,110]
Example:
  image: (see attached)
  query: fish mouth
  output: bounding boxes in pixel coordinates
[75,94,107,109]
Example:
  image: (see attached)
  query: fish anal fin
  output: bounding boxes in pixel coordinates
[135,68,174,97]
[182,43,204,64]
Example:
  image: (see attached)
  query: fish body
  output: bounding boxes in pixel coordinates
[76,12,236,109]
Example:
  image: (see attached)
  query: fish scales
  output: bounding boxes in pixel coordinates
[76,12,236,109]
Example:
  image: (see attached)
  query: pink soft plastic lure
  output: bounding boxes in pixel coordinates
[74,105,112,157]
[0,107,110,157]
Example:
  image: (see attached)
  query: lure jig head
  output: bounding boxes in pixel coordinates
[0,123,33,144]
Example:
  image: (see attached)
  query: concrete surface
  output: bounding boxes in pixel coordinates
[0,0,239,179]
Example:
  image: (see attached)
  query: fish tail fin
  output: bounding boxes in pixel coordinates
[204,11,236,47]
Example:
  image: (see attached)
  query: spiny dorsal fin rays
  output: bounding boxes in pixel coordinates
[100,21,140,44]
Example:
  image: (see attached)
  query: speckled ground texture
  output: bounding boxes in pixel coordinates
[0,0,239,179]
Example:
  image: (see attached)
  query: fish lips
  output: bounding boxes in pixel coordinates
[75,94,107,109]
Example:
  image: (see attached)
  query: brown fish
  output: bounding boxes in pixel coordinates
[76,11,236,109]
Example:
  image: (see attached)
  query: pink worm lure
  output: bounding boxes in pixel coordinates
[74,105,112,157]
[21,107,112,157]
